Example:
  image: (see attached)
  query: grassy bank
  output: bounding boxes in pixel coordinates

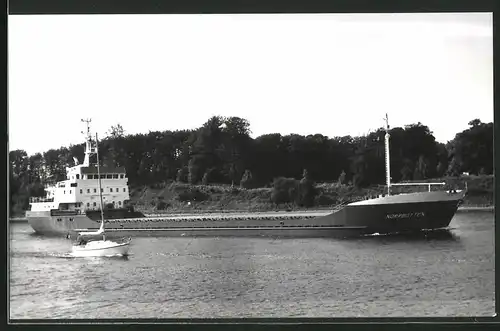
[129,175,494,214]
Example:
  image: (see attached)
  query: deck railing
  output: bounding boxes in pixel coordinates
[390,182,446,193]
[332,201,349,211]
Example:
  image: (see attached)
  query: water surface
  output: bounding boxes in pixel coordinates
[9,212,495,319]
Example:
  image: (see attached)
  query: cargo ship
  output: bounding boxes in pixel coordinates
[25,117,466,238]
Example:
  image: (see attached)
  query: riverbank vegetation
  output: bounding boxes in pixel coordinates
[9,117,493,216]
[126,174,493,214]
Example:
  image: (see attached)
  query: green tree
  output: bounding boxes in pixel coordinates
[106,123,126,139]
[446,157,461,177]
[252,134,286,186]
[240,169,254,189]
[188,156,204,185]
[446,119,493,175]
[10,150,29,185]
[9,150,33,216]
[436,161,446,178]
[400,158,414,181]
[338,170,346,186]
[413,155,428,180]
[220,116,253,185]
[176,167,188,183]
[297,169,316,207]
[271,177,297,205]
[201,172,209,185]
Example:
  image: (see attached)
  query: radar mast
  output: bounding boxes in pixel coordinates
[81,118,96,166]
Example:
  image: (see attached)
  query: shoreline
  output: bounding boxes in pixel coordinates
[142,205,494,217]
[9,205,493,223]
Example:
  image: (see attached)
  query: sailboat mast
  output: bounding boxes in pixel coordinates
[384,113,391,196]
[95,133,105,237]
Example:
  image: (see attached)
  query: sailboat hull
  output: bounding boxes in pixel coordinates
[71,241,130,257]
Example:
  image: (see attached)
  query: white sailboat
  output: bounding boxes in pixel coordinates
[71,133,131,257]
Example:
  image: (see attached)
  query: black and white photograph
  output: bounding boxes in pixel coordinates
[8,12,494,319]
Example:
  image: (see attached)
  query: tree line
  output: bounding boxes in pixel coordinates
[9,116,493,214]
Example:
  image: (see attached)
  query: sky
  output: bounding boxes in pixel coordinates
[8,13,493,155]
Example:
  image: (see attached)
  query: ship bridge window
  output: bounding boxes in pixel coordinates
[87,189,90,193]
[119,201,122,206]
[70,183,77,187]
[113,174,118,179]
[94,188,97,193]
[80,189,83,194]
[76,174,80,179]
[87,202,90,207]
[110,188,113,192]
[100,175,105,179]
[120,174,124,179]
[123,188,126,192]
[93,202,96,207]
[106,174,112,179]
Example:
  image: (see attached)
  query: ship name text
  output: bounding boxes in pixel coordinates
[385,212,425,219]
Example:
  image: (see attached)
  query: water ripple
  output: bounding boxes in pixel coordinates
[9,212,495,319]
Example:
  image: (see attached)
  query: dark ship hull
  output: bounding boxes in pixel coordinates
[313,190,465,234]
[26,190,466,238]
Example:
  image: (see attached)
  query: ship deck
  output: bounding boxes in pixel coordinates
[348,191,465,206]
[96,211,330,224]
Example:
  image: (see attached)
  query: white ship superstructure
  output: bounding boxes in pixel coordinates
[29,119,130,214]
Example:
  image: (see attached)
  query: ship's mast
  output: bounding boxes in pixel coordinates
[81,118,95,166]
[384,113,391,196]
[95,133,106,241]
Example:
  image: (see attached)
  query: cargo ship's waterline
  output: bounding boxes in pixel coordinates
[26,117,466,238]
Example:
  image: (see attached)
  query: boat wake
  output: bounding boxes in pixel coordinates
[11,251,76,259]
[360,228,459,242]
[11,251,130,260]
[69,253,130,260]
